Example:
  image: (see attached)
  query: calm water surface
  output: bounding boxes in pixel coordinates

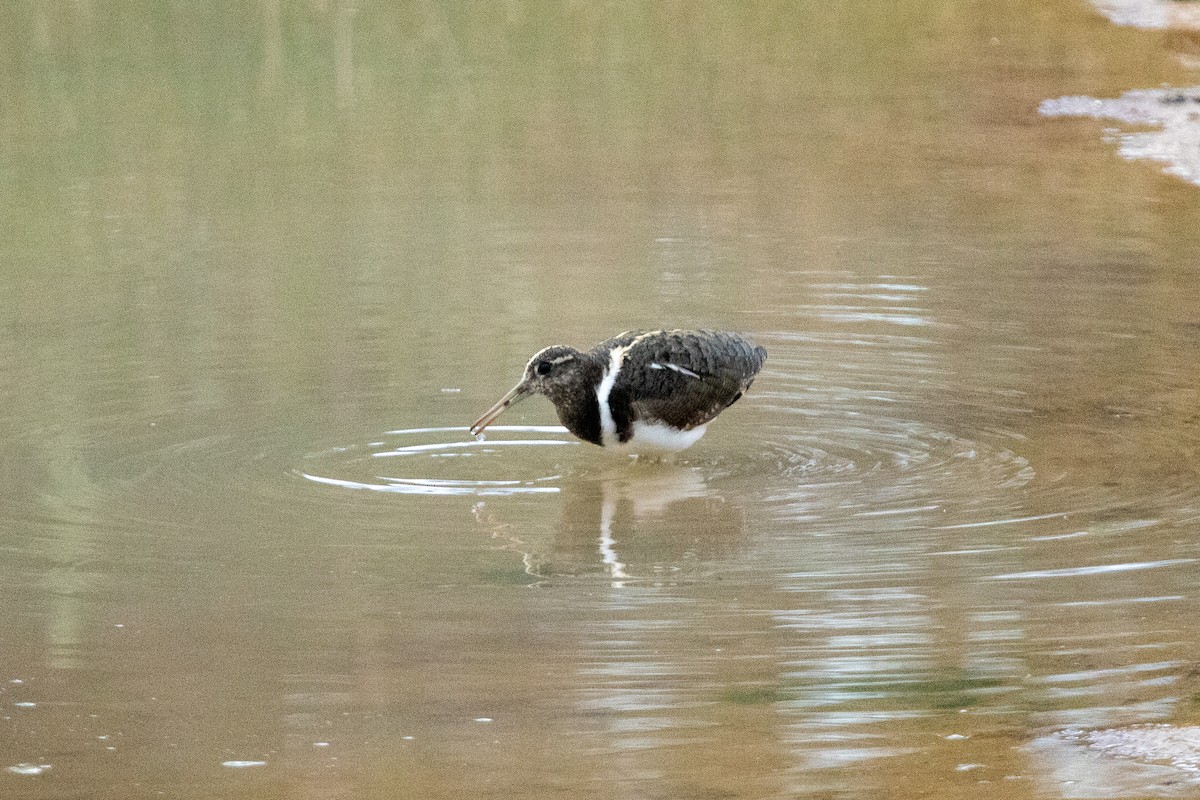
[4,2,1200,798]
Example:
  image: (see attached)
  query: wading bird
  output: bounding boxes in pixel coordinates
[469,329,766,453]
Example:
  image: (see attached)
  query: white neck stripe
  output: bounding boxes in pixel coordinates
[595,345,630,446]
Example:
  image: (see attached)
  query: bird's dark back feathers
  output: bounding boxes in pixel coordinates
[594,329,766,434]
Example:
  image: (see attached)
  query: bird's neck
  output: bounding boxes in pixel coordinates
[545,354,605,446]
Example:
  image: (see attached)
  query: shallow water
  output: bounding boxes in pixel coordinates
[4,2,1200,798]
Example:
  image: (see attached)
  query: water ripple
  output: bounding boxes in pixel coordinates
[989,559,1198,581]
[298,425,578,497]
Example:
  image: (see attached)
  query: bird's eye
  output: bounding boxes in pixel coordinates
[535,360,552,376]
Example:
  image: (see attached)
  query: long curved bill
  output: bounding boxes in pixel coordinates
[469,381,532,436]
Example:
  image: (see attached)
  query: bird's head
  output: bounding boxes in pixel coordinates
[469,345,587,435]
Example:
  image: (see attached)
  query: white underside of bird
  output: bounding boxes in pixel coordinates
[614,420,708,453]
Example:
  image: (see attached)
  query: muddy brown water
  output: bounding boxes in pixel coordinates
[4,2,1200,799]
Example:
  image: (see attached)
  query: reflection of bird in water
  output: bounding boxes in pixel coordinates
[593,465,711,586]
[469,330,766,454]
[473,463,745,585]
